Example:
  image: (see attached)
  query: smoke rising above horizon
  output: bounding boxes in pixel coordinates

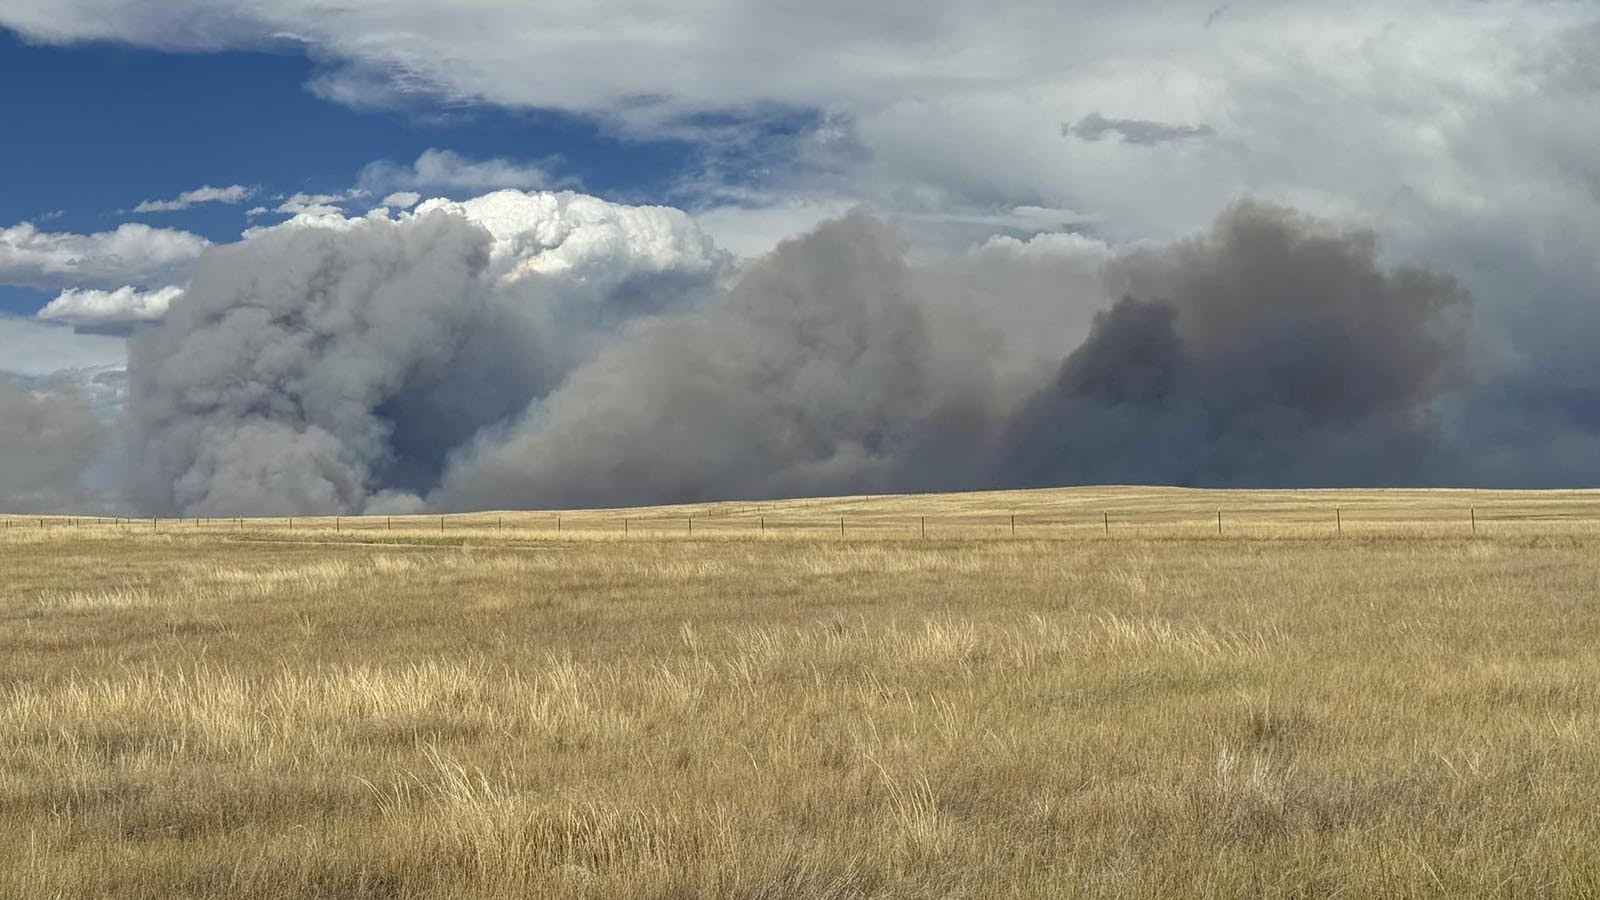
[1001,203,1469,488]
[124,191,723,516]
[9,188,1595,515]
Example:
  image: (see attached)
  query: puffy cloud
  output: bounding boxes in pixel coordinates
[413,191,722,288]
[124,190,725,516]
[133,184,254,213]
[0,221,209,290]
[360,149,557,195]
[0,374,106,513]
[37,285,184,333]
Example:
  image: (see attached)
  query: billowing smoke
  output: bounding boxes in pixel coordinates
[125,192,722,516]
[0,375,105,513]
[1000,203,1469,487]
[434,211,998,509]
[105,192,1494,515]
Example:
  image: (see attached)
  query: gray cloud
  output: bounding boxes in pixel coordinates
[1065,113,1216,146]
[0,221,208,291]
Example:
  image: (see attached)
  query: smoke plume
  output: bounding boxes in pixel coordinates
[125,191,721,515]
[1000,203,1468,486]
[104,192,1492,515]
[434,211,996,509]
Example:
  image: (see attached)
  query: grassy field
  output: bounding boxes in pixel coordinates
[5,486,1600,898]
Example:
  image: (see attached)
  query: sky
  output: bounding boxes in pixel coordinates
[2,1,1599,513]
[0,27,702,315]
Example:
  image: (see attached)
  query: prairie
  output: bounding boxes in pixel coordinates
[4,486,1600,898]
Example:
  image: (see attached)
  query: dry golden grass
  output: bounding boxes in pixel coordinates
[4,486,1600,898]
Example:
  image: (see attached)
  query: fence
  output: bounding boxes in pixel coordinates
[8,500,1600,543]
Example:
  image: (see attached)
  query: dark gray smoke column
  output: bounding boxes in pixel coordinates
[1000,202,1469,487]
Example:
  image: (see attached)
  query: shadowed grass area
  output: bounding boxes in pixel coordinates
[4,487,1600,898]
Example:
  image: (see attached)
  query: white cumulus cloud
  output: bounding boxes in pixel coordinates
[37,285,185,333]
[0,221,209,290]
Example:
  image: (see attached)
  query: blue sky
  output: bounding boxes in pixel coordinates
[0,28,712,316]
[0,30,706,226]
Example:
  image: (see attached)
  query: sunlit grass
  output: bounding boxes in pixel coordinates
[4,486,1600,898]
